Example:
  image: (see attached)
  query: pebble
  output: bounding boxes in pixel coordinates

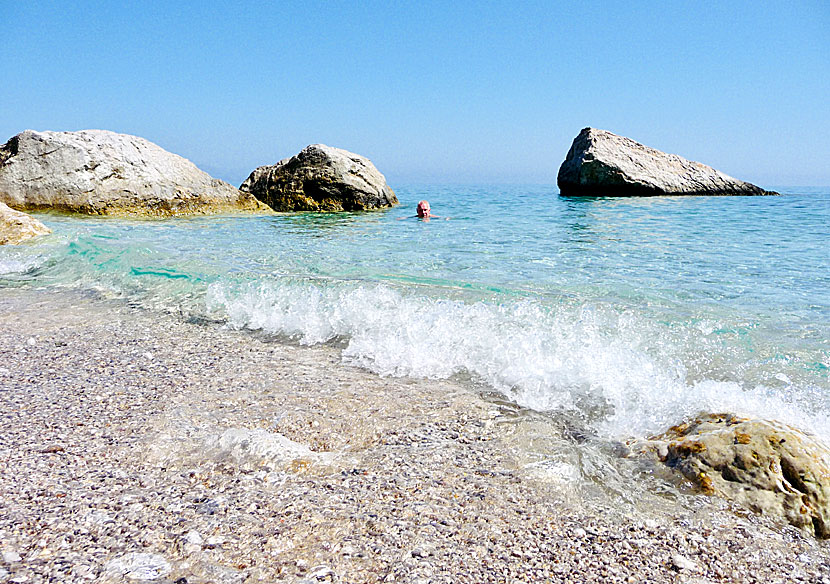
[104,553,171,580]
[311,565,334,579]
[184,530,203,545]
[1,288,829,584]
[671,553,699,573]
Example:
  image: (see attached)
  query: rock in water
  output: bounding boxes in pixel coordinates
[634,414,830,537]
[240,144,398,211]
[0,129,269,216]
[0,201,50,245]
[557,128,777,197]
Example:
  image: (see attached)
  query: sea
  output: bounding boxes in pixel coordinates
[2,186,829,451]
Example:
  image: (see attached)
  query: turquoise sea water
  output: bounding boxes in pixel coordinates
[2,186,828,442]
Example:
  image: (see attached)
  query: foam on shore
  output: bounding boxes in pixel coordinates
[207,279,830,442]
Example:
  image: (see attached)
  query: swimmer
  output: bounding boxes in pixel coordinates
[399,200,448,220]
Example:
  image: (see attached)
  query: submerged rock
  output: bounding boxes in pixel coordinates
[0,201,50,245]
[558,128,777,197]
[0,129,269,216]
[240,144,398,211]
[209,427,316,472]
[634,413,830,537]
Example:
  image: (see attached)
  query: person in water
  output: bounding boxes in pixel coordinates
[399,200,448,220]
[416,200,435,218]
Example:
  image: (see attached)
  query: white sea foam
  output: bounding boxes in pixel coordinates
[205,279,830,442]
[0,257,41,275]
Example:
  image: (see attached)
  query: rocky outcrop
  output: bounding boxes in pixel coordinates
[558,128,777,197]
[633,414,830,537]
[0,201,50,245]
[0,130,269,217]
[240,144,398,212]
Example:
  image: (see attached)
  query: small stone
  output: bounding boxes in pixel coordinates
[311,565,334,580]
[184,530,203,545]
[104,552,171,581]
[26,337,36,346]
[572,528,586,538]
[2,551,22,563]
[671,553,699,572]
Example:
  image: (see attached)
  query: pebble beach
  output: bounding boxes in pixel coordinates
[2,287,829,583]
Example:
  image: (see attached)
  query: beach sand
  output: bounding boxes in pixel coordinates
[1,288,828,583]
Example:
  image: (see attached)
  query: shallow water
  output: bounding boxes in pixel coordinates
[3,186,828,445]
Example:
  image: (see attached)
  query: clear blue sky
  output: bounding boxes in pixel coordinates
[3,1,829,186]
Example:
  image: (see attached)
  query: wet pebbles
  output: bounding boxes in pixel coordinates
[1,289,829,583]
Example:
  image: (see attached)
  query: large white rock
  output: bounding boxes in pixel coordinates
[0,129,269,216]
[558,128,776,196]
[0,201,50,245]
[240,144,398,211]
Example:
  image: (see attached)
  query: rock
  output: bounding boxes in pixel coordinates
[635,413,830,537]
[557,128,777,197]
[104,552,171,580]
[671,553,699,573]
[0,202,50,245]
[240,144,398,212]
[311,565,335,580]
[210,427,315,472]
[184,530,203,546]
[2,550,22,563]
[0,129,268,216]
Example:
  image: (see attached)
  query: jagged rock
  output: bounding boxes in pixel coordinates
[240,144,398,211]
[0,201,50,245]
[0,129,269,216]
[633,414,830,537]
[558,128,777,197]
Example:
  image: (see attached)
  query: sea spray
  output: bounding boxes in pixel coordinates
[206,278,830,441]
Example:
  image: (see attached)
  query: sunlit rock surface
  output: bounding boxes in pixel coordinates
[0,129,268,216]
[0,201,50,245]
[558,128,777,197]
[240,144,398,212]
[634,413,830,537]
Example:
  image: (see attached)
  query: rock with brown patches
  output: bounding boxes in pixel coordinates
[558,128,777,197]
[0,129,269,217]
[633,413,830,537]
[0,201,50,245]
[240,144,398,212]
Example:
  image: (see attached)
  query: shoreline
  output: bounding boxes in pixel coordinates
[1,288,828,583]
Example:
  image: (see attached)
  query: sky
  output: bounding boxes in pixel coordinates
[2,1,829,187]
